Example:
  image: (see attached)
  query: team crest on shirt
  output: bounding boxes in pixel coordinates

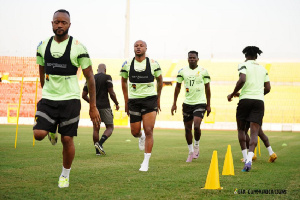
[132,84,136,89]
[186,88,189,93]
[46,74,49,81]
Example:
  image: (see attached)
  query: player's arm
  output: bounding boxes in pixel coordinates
[156,75,163,113]
[39,65,45,88]
[227,73,246,102]
[205,82,211,116]
[108,87,119,111]
[82,90,89,103]
[264,81,271,95]
[82,66,101,127]
[121,77,129,115]
[171,82,181,115]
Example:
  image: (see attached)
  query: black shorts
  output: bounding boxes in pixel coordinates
[33,98,81,136]
[182,103,206,122]
[128,95,157,123]
[236,99,264,126]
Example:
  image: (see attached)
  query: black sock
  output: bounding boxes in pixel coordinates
[99,135,108,146]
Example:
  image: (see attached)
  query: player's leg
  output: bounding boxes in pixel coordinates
[193,116,203,159]
[139,96,158,171]
[93,124,101,155]
[237,119,247,161]
[258,128,277,162]
[94,108,114,155]
[59,135,74,188]
[184,120,194,162]
[142,111,156,154]
[57,99,80,188]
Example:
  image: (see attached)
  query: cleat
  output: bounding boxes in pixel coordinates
[242,162,252,172]
[193,147,199,159]
[186,153,193,162]
[48,132,58,145]
[139,163,149,172]
[58,176,69,188]
[96,148,101,156]
[94,142,106,155]
[268,153,277,163]
[252,155,257,161]
[139,131,145,151]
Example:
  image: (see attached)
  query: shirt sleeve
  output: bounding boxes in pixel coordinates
[76,42,92,70]
[36,41,44,66]
[120,61,129,78]
[176,68,184,83]
[203,69,211,84]
[83,81,88,92]
[238,64,247,75]
[152,60,162,77]
[106,75,113,88]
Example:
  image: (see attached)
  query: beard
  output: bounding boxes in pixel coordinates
[53,28,69,37]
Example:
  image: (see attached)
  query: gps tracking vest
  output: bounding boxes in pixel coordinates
[129,57,154,83]
[44,36,78,76]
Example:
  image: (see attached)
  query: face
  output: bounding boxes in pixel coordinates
[188,53,199,66]
[134,40,147,56]
[52,12,71,37]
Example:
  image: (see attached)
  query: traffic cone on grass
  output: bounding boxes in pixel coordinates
[222,145,235,175]
[202,150,223,190]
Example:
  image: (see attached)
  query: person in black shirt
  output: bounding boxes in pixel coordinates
[82,64,119,155]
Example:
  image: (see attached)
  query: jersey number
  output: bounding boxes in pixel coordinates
[190,80,195,86]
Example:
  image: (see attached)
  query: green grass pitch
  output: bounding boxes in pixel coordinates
[0,125,299,199]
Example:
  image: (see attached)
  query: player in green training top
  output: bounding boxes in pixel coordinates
[120,40,163,172]
[33,9,100,188]
[171,51,211,162]
[227,46,272,172]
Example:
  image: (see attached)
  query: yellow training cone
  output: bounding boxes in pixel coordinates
[222,145,235,175]
[202,151,223,190]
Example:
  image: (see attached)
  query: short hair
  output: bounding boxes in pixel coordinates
[242,46,263,57]
[188,50,198,57]
[54,9,70,17]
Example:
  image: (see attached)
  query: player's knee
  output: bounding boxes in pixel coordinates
[194,126,200,132]
[131,130,141,137]
[144,127,153,136]
[33,130,48,140]
[61,136,73,146]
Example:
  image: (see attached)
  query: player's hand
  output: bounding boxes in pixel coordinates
[115,104,120,111]
[227,94,234,102]
[171,105,177,116]
[234,93,240,97]
[157,98,161,114]
[89,106,101,128]
[125,102,129,116]
[206,105,211,117]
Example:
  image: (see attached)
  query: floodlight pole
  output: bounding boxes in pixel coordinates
[124,0,130,59]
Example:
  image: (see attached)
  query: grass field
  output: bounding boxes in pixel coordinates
[1,125,300,199]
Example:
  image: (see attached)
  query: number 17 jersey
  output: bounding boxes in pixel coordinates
[176,66,211,105]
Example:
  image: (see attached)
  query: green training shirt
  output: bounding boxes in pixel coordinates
[176,66,210,105]
[238,60,270,101]
[36,36,92,100]
[120,58,162,99]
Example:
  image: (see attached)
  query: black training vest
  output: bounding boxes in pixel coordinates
[44,36,78,76]
[129,57,154,83]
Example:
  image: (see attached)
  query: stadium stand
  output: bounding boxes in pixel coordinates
[0,56,299,128]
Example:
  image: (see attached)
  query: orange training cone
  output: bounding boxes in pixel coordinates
[202,151,223,190]
[222,145,235,175]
